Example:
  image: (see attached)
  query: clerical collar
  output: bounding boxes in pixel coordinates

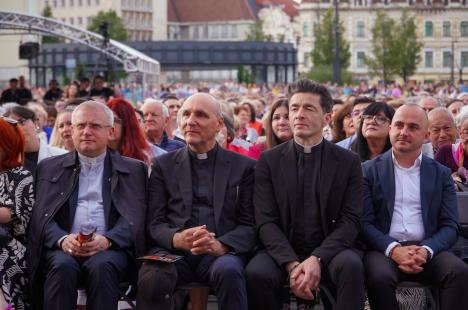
[294,138,323,154]
[78,151,106,166]
[188,144,218,160]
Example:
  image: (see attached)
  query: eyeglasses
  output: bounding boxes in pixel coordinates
[1,116,18,126]
[361,115,390,126]
[73,122,111,131]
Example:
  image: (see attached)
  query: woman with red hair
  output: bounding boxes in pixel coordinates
[0,117,34,310]
[107,98,153,165]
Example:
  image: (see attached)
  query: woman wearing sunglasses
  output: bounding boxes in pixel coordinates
[350,102,395,162]
[0,117,35,310]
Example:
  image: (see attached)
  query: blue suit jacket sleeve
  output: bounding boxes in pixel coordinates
[420,166,459,255]
[361,162,398,254]
[43,219,68,249]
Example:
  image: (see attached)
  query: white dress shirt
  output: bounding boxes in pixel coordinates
[385,151,433,258]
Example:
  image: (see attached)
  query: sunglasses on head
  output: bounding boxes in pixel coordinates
[1,116,18,126]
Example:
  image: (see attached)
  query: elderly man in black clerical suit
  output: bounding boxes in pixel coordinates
[137,93,256,310]
[27,101,147,310]
[246,79,365,310]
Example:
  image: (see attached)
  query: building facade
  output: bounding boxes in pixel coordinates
[298,0,468,82]
[41,0,166,41]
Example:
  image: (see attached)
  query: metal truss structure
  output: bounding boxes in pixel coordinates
[0,10,160,78]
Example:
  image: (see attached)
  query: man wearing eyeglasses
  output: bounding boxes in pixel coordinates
[27,101,147,310]
[362,104,468,310]
[336,97,375,149]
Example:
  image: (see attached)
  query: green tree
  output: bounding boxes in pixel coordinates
[366,11,399,83]
[393,10,423,82]
[87,10,127,41]
[41,4,61,43]
[245,20,273,42]
[311,9,351,69]
[305,64,355,85]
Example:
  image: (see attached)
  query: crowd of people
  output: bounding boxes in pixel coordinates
[1,75,468,310]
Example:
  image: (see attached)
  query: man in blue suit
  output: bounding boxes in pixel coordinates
[362,103,468,310]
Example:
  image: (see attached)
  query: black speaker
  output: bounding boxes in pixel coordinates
[19,42,39,59]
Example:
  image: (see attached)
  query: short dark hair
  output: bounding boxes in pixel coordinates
[9,78,18,83]
[4,105,36,121]
[94,75,104,81]
[80,77,90,83]
[162,94,179,103]
[287,79,333,113]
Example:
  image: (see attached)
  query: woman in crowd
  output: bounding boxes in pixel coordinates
[350,102,395,162]
[435,107,468,183]
[62,81,80,100]
[235,105,258,143]
[331,102,355,143]
[4,105,66,174]
[241,101,263,136]
[0,117,35,310]
[242,98,293,160]
[49,107,75,151]
[107,98,154,165]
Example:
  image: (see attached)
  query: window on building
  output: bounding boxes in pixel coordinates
[211,25,219,39]
[443,21,451,37]
[87,17,92,25]
[461,22,468,37]
[69,17,74,25]
[357,51,366,68]
[357,21,365,38]
[78,0,82,5]
[442,51,452,67]
[203,25,208,39]
[304,53,309,67]
[425,21,433,37]
[53,0,57,7]
[61,0,65,7]
[462,51,468,67]
[78,17,82,25]
[221,25,228,38]
[231,25,238,38]
[87,0,90,5]
[303,22,308,37]
[96,0,100,5]
[425,51,434,68]
[192,26,199,39]
[70,0,74,6]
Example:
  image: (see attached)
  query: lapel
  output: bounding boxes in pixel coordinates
[319,141,338,230]
[376,150,396,219]
[213,147,232,228]
[420,156,435,233]
[280,141,298,233]
[102,152,113,224]
[175,148,193,218]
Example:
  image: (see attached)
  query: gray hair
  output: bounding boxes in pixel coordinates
[418,96,442,107]
[428,107,455,126]
[142,98,169,118]
[456,105,468,127]
[71,100,114,126]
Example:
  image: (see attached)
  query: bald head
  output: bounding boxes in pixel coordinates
[390,104,430,155]
[184,93,222,118]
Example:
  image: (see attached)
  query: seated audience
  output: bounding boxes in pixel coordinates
[43,79,63,103]
[246,79,365,310]
[424,107,458,158]
[0,117,35,309]
[362,103,468,310]
[242,101,263,136]
[418,96,440,113]
[337,97,375,149]
[89,75,114,101]
[137,93,256,310]
[447,99,465,118]
[350,102,395,162]
[27,101,147,310]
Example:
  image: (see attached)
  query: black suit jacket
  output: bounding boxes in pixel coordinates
[255,140,362,267]
[146,146,256,255]
[27,149,147,307]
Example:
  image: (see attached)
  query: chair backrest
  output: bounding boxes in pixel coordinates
[456,192,468,224]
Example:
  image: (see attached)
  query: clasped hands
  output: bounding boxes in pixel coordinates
[286,256,321,301]
[172,225,229,256]
[61,233,111,257]
[390,245,429,274]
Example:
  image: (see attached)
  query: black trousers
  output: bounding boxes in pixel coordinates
[245,249,365,310]
[137,253,248,310]
[43,249,128,310]
[364,250,468,310]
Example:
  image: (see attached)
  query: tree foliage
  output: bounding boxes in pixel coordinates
[87,10,128,41]
[245,20,273,42]
[311,9,351,69]
[41,4,61,43]
[305,65,355,85]
[366,10,422,83]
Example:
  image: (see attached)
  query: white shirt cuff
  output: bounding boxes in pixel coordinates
[421,245,434,260]
[385,241,401,257]
[56,235,67,248]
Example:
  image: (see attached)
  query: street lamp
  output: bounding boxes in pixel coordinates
[333,0,341,85]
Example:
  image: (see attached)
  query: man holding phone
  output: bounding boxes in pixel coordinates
[138,93,256,310]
